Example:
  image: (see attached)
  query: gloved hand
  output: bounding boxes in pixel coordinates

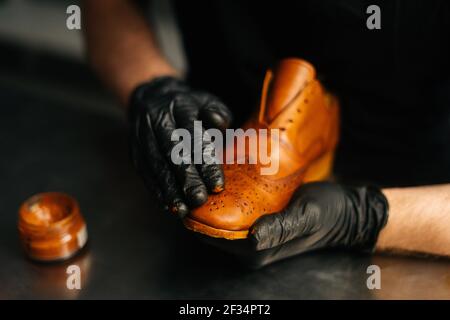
[249,182,389,266]
[129,76,232,218]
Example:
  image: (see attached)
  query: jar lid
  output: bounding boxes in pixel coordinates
[18,192,88,262]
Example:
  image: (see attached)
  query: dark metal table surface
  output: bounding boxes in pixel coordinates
[1,84,450,300]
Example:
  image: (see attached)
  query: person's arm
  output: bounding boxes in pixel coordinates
[82,0,178,106]
[377,184,450,256]
[83,0,233,215]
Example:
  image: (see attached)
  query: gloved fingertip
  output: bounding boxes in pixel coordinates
[212,184,224,193]
[189,190,208,207]
[208,175,224,193]
[249,225,268,251]
[170,201,189,218]
[199,106,232,131]
[250,213,283,250]
[202,166,225,194]
[209,112,229,129]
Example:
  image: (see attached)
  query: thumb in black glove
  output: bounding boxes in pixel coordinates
[129,76,232,217]
[249,182,389,267]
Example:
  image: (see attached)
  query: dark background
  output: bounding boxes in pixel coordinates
[0,0,449,299]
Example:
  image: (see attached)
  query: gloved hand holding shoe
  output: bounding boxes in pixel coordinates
[249,182,389,267]
[129,76,232,218]
[128,68,389,268]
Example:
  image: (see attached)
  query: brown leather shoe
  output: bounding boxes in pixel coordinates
[183,58,339,239]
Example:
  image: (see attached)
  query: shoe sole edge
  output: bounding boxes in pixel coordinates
[183,217,249,240]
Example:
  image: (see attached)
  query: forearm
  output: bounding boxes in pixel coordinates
[82,0,178,106]
[376,184,450,256]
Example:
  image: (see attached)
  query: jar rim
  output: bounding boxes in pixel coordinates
[18,192,80,234]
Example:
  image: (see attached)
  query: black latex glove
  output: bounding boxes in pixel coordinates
[129,76,232,217]
[249,182,389,266]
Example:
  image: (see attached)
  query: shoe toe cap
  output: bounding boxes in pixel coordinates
[189,192,251,231]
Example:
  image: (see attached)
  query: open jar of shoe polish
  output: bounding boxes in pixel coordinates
[18,192,88,262]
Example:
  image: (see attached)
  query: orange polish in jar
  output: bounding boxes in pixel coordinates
[18,192,88,262]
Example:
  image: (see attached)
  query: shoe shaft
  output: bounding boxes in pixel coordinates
[260,58,316,123]
[247,59,339,179]
[185,59,340,239]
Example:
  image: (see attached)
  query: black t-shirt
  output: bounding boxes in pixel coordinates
[172,0,450,187]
